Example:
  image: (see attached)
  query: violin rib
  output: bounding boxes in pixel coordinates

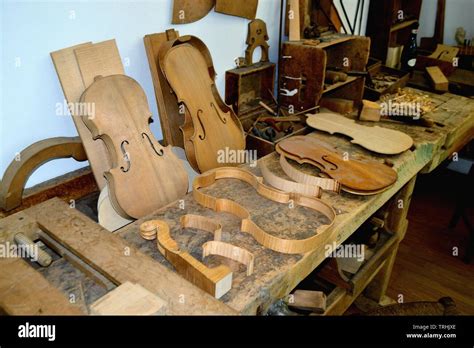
[80,75,188,219]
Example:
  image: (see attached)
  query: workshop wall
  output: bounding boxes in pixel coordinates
[418,0,474,46]
[0,0,282,187]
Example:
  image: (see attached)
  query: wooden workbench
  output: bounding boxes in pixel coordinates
[1,90,473,315]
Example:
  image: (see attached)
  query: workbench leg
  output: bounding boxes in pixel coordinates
[365,176,417,303]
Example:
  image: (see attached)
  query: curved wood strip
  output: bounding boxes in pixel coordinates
[259,158,322,197]
[279,155,341,193]
[276,136,398,194]
[193,168,336,254]
[0,137,87,211]
[202,241,255,276]
[139,218,232,299]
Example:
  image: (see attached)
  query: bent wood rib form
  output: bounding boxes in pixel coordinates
[193,167,336,254]
[159,37,245,173]
[80,75,188,219]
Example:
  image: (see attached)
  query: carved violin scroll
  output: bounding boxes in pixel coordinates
[80,75,188,219]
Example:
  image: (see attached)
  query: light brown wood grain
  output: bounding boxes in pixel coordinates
[26,198,236,314]
[0,258,84,315]
[276,136,397,194]
[160,38,245,173]
[140,219,233,299]
[426,66,449,92]
[172,0,214,24]
[288,0,301,41]
[278,155,341,193]
[259,157,322,197]
[215,0,258,19]
[90,282,167,315]
[193,167,336,254]
[50,42,113,189]
[306,112,413,154]
[80,75,188,219]
[202,241,255,276]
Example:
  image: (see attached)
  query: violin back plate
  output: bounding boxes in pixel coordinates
[172,0,214,24]
[160,38,245,173]
[81,75,188,219]
[276,136,398,193]
[306,113,413,155]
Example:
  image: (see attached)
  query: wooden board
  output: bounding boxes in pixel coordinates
[288,289,326,313]
[80,75,188,219]
[51,42,111,189]
[90,282,167,315]
[172,0,214,24]
[306,113,413,155]
[0,258,84,315]
[288,0,301,42]
[426,66,449,92]
[276,136,398,194]
[144,30,184,148]
[215,0,258,20]
[25,198,236,315]
[74,40,124,88]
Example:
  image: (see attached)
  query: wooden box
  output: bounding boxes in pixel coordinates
[225,62,276,117]
[364,64,409,101]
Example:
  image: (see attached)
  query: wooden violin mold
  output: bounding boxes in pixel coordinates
[276,136,398,195]
[193,167,336,254]
[80,75,188,219]
[140,215,231,299]
[159,35,245,173]
[306,113,413,155]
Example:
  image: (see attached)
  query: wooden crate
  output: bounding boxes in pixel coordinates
[364,64,410,101]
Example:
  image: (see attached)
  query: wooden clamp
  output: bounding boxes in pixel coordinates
[193,167,336,254]
[245,19,270,66]
[0,137,87,212]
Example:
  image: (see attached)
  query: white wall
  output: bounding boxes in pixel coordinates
[0,0,281,187]
[418,0,474,46]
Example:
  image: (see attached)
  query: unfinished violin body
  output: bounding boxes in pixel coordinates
[306,113,413,155]
[159,36,245,173]
[276,136,398,195]
[80,75,188,219]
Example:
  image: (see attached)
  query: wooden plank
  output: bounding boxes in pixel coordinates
[25,198,236,315]
[0,258,84,315]
[215,0,258,19]
[90,282,167,315]
[74,39,124,88]
[426,66,449,92]
[288,0,301,41]
[51,43,109,189]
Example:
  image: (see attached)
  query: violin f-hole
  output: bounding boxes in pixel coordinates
[142,133,164,156]
[197,110,206,140]
[211,102,227,124]
[120,140,131,172]
[322,155,339,171]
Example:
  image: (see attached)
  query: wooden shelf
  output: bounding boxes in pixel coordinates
[390,19,418,33]
[323,76,359,94]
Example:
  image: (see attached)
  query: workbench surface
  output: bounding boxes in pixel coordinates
[1,90,473,315]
